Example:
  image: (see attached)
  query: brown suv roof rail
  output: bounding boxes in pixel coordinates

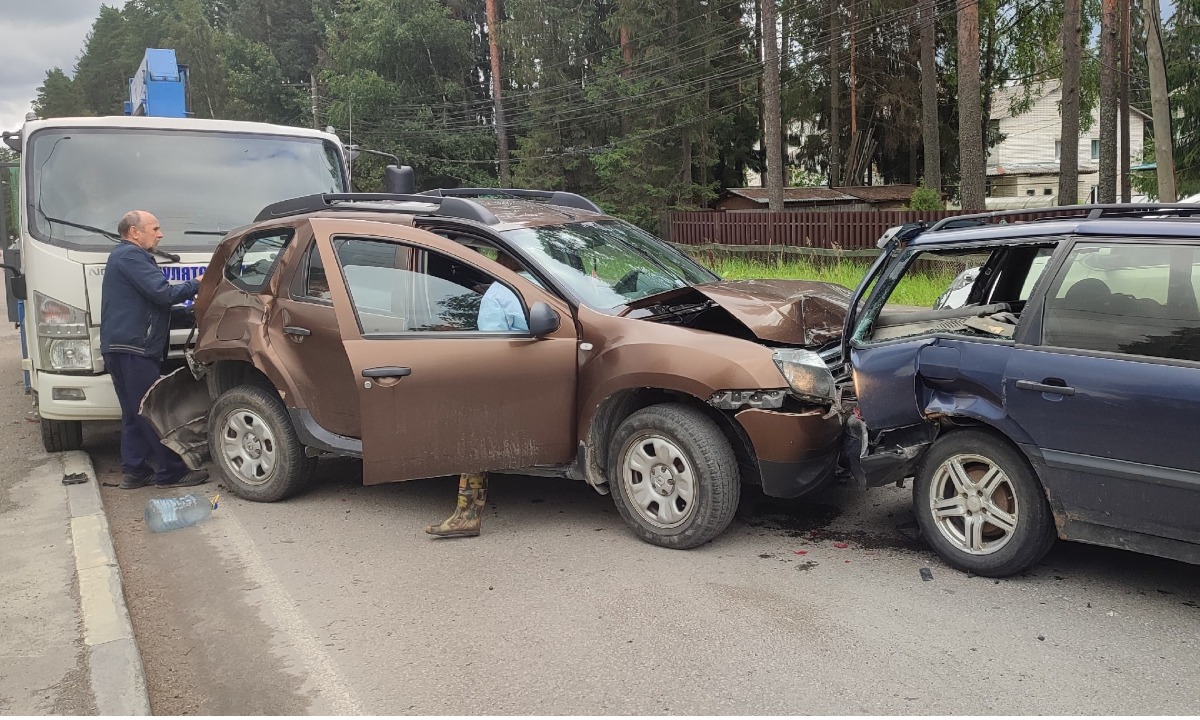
[254,192,500,225]
[420,188,604,214]
[925,203,1200,234]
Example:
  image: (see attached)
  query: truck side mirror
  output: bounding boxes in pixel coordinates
[383,165,415,194]
[0,264,25,300]
[527,302,560,338]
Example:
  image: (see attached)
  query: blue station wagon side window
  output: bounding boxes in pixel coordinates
[225,228,293,292]
[1041,242,1200,362]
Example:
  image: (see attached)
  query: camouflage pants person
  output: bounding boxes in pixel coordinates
[426,472,487,538]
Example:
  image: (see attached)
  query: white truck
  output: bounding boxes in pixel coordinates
[1,114,352,451]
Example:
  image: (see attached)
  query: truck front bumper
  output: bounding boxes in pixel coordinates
[36,370,121,421]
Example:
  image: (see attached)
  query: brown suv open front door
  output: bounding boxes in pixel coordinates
[311,220,578,485]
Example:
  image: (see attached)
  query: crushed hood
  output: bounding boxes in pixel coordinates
[626,279,852,346]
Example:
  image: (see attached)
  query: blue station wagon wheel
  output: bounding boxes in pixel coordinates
[914,430,1057,577]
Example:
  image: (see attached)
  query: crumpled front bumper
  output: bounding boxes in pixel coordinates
[734,406,843,499]
[140,366,212,470]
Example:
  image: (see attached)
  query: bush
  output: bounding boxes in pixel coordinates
[908,185,945,211]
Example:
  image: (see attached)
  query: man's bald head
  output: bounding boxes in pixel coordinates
[118,210,164,250]
[118,211,143,239]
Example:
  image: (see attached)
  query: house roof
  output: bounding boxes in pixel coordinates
[722,184,919,205]
[990,81,1151,121]
[987,162,1097,177]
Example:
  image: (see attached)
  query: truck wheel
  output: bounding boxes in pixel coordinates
[913,429,1056,577]
[208,385,315,502]
[42,418,84,453]
[608,403,740,549]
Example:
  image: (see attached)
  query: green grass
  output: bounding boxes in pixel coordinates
[695,255,958,308]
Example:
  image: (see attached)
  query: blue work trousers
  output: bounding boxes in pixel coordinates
[104,352,188,484]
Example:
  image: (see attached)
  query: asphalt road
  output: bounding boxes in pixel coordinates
[75,422,1200,715]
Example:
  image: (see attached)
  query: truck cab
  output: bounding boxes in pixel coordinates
[4,115,348,450]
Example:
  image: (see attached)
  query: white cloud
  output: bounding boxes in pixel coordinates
[0,1,111,132]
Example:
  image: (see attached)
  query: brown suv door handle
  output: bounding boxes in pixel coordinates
[1015,379,1075,396]
[362,366,412,379]
[283,326,311,337]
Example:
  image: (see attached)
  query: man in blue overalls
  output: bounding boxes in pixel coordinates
[100,210,207,489]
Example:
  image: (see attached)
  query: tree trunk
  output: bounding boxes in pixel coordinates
[848,0,857,141]
[761,0,785,211]
[753,0,767,187]
[829,0,842,186]
[1098,0,1118,203]
[1120,0,1131,201]
[1058,0,1082,205]
[1144,0,1177,201]
[485,0,510,185]
[957,0,985,211]
[920,0,941,193]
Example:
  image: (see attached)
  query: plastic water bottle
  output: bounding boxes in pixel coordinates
[145,494,216,533]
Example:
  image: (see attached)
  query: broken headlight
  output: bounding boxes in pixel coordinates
[772,348,837,405]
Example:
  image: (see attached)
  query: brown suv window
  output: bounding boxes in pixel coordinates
[1042,242,1200,361]
[290,243,331,302]
[334,237,517,335]
[225,229,293,292]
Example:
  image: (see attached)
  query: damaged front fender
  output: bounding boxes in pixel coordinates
[140,366,212,471]
[843,414,937,487]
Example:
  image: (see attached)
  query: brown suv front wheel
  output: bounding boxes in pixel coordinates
[608,403,741,549]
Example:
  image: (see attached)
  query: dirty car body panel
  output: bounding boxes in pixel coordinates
[143,191,851,548]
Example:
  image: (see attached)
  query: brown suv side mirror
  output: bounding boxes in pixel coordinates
[528,302,559,338]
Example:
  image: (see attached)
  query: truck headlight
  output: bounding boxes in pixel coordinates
[772,349,836,405]
[36,293,93,371]
[49,339,92,370]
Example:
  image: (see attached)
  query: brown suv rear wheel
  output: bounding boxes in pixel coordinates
[208,385,316,502]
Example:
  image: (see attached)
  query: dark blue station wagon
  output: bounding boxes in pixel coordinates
[840,205,1200,576]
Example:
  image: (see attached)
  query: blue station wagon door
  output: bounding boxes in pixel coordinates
[1003,240,1200,548]
[310,219,579,485]
[845,241,1057,486]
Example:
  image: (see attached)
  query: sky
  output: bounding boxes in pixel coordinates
[0,0,110,133]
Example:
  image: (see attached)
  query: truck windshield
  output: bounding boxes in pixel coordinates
[502,220,719,310]
[27,128,345,252]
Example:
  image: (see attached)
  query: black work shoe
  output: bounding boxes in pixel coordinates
[119,474,153,490]
[155,470,210,488]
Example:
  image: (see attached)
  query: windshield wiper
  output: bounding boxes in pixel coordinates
[42,215,180,263]
[183,230,229,236]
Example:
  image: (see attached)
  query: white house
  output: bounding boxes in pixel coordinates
[987,81,1148,204]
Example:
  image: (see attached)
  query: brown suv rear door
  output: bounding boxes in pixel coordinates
[310,219,579,484]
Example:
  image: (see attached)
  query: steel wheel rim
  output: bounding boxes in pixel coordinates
[219,408,278,487]
[620,431,697,530]
[928,453,1019,556]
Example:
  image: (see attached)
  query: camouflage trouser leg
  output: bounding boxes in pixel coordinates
[425,472,488,538]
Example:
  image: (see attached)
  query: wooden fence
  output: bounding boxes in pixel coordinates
[667,209,963,252]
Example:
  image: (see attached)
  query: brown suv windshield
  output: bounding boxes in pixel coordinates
[502,220,718,310]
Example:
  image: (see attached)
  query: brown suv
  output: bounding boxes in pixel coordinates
[144,190,846,548]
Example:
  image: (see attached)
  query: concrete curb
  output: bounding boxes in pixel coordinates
[62,450,152,716]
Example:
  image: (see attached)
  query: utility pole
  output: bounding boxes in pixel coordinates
[1144,0,1177,201]
[485,0,511,185]
[1120,0,1131,202]
[761,0,785,210]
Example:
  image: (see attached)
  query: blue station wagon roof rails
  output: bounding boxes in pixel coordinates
[420,187,604,214]
[924,203,1200,234]
[254,192,500,225]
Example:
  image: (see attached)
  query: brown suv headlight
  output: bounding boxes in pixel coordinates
[772,349,836,405]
